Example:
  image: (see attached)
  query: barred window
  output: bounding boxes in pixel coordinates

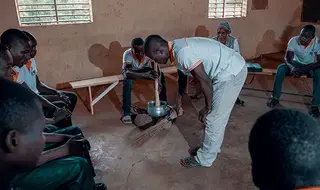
[15,0,93,26]
[208,0,247,18]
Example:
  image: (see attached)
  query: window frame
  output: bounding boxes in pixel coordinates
[208,0,248,19]
[15,0,93,27]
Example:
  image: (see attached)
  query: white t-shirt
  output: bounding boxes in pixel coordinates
[170,37,246,82]
[13,58,39,94]
[122,48,151,71]
[287,36,320,65]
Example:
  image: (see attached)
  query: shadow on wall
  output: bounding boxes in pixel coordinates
[255,30,278,57]
[88,42,129,76]
[194,25,210,37]
[278,3,304,50]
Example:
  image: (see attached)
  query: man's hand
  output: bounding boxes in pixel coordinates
[291,67,302,77]
[59,92,71,105]
[145,70,159,80]
[53,107,71,123]
[198,107,211,123]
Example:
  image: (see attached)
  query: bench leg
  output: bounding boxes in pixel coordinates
[88,86,94,115]
[92,81,119,106]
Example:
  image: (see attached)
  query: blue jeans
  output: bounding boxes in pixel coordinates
[122,72,167,116]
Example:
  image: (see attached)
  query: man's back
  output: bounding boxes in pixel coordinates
[172,37,245,81]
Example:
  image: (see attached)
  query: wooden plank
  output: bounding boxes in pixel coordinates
[70,74,123,89]
[70,66,177,89]
[88,86,94,115]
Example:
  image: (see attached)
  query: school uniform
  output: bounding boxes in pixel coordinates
[13,58,77,127]
[170,37,247,167]
[122,48,167,116]
[213,35,240,53]
[272,36,320,106]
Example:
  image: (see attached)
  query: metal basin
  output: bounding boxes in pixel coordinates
[147,101,169,118]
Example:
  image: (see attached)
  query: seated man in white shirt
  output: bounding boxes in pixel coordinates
[267,25,320,118]
[121,38,167,124]
[13,31,77,127]
[144,35,247,168]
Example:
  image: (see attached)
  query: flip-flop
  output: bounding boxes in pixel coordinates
[180,156,203,168]
[121,116,132,124]
[188,146,201,156]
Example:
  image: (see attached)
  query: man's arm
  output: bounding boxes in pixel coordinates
[36,75,59,95]
[123,62,157,80]
[299,54,320,73]
[190,63,213,110]
[20,82,59,112]
[285,50,295,70]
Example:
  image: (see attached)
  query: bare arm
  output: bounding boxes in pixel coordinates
[21,82,58,112]
[190,63,213,110]
[123,63,157,80]
[36,75,59,95]
[299,54,320,73]
[285,50,295,70]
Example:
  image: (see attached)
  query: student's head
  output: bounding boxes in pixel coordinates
[0,29,31,68]
[131,38,144,60]
[217,22,231,42]
[0,43,14,81]
[22,31,37,58]
[249,109,320,190]
[144,35,169,64]
[299,25,316,46]
[0,78,45,175]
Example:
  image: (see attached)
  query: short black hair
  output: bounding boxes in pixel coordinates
[0,78,40,137]
[302,25,316,35]
[249,109,320,189]
[0,29,30,48]
[22,31,37,46]
[0,43,10,66]
[131,38,144,47]
[144,35,167,55]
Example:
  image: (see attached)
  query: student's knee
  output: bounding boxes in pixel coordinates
[67,157,91,174]
[64,91,78,105]
[276,63,289,75]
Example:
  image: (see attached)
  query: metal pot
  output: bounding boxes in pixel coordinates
[147,101,169,118]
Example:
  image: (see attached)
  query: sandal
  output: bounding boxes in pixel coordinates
[121,115,132,124]
[188,146,201,156]
[235,98,245,106]
[180,156,203,168]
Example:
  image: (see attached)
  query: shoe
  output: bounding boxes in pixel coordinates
[309,107,320,118]
[235,98,245,106]
[267,98,279,108]
[95,183,107,190]
[121,115,132,124]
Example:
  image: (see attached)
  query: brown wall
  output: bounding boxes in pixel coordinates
[0,0,312,86]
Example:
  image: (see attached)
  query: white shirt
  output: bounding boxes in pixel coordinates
[122,48,151,71]
[171,37,246,81]
[232,39,240,54]
[13,58,39,94]
[287,36,320,65]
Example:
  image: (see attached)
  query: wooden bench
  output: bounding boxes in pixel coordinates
[70,66,178,115]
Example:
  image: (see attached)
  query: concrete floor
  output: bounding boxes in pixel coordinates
[71,74,313,190]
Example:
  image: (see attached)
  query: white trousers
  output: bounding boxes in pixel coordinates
[195,64,247,167]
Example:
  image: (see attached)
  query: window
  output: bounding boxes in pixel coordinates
[15,0,93,26]
[208,0,247,19]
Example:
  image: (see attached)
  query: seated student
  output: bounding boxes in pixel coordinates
[249,108,320,190]
[0,78,45,190]
[22,31,78,115]
[121,37,167,124]
[0,43,106,190]
[0,28,71,128]
[267,25,320,117]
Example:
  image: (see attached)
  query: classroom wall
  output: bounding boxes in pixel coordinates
[0,0,311,86]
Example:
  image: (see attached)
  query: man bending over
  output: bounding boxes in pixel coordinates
[144,35,247,168]
[249,108,320,189]
[267,25,320,117]
[122,37,167,124]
